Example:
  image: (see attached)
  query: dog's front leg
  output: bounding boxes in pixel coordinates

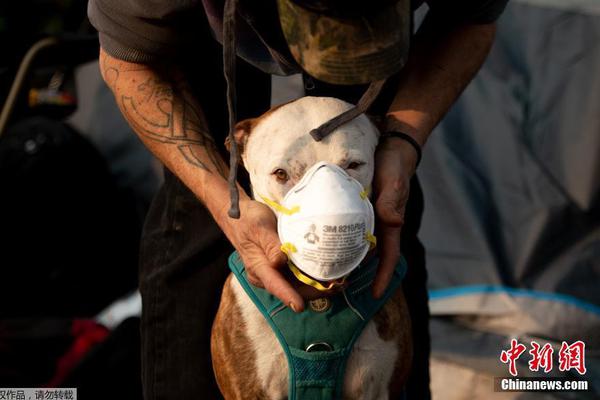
[212,275,289,399]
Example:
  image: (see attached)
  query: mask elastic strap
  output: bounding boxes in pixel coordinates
[259,195,301,216]
[224,0,241,218]
[309,79,386,142]
[359,185,371,200]
[288,262,346,292]
[358,185,376,248]
[281,242,347,292]
[365,232,377,250]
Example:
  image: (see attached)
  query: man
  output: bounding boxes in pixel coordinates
[88,0,508,398]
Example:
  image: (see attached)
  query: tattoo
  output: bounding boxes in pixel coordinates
[120,93,208,145]
[100,52,227,177]
[137,77,173,104]
[177,144,209,170]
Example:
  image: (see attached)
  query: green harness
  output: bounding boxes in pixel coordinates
[228,252,407,400]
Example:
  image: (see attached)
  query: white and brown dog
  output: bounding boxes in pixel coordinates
[211,97,412,399]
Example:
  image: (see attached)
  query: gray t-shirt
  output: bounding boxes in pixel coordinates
[88,0,509,75]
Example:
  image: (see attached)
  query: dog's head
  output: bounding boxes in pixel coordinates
[228,96,379,205]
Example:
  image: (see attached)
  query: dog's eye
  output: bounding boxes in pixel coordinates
[347,161,364,170]
[273,168,289,183]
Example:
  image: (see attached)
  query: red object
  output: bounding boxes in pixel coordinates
[46,320,109,387]
[500,339,527,377]
[528,341,554,373]
[558,341,587,375]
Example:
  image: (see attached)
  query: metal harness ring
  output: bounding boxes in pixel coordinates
[305,342,333,352]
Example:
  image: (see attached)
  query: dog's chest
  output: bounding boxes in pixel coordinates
[230,278,398,399]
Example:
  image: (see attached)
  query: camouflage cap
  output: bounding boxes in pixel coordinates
[277,0,410,85]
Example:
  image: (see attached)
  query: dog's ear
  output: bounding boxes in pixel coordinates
[224,118,257,158]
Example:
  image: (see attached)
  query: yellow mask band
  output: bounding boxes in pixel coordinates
[280,242,298,256]
[359,185,371,200]
[365,232,377,249]
[282,242,346,291]
[259,195,300,216]
[288,262,346,292]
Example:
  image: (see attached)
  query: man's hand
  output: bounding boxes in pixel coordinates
[372,137,419,298]
[216,198,303,310]
[216,198,338,312]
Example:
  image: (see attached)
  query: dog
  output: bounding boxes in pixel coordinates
[211,96,412,399]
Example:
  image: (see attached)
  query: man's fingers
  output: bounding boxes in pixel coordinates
[372,225,401,299]
[255,262,305,312]
[241,240,303,312]
[246,208,300,310]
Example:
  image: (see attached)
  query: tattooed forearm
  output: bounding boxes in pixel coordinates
[99,49,226,177]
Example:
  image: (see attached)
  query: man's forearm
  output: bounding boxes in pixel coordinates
[99,48,241,216]
[386,15,497,147]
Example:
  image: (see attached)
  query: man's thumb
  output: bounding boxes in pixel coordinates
[263,229,287,267]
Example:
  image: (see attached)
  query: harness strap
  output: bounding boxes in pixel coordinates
[228,251,407,400]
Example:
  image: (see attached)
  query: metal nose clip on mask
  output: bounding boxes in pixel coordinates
[263,162,376,287]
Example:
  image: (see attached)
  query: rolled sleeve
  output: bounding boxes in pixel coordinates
[88,0,203,63]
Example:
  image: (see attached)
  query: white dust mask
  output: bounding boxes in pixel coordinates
[265,162,376,283]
